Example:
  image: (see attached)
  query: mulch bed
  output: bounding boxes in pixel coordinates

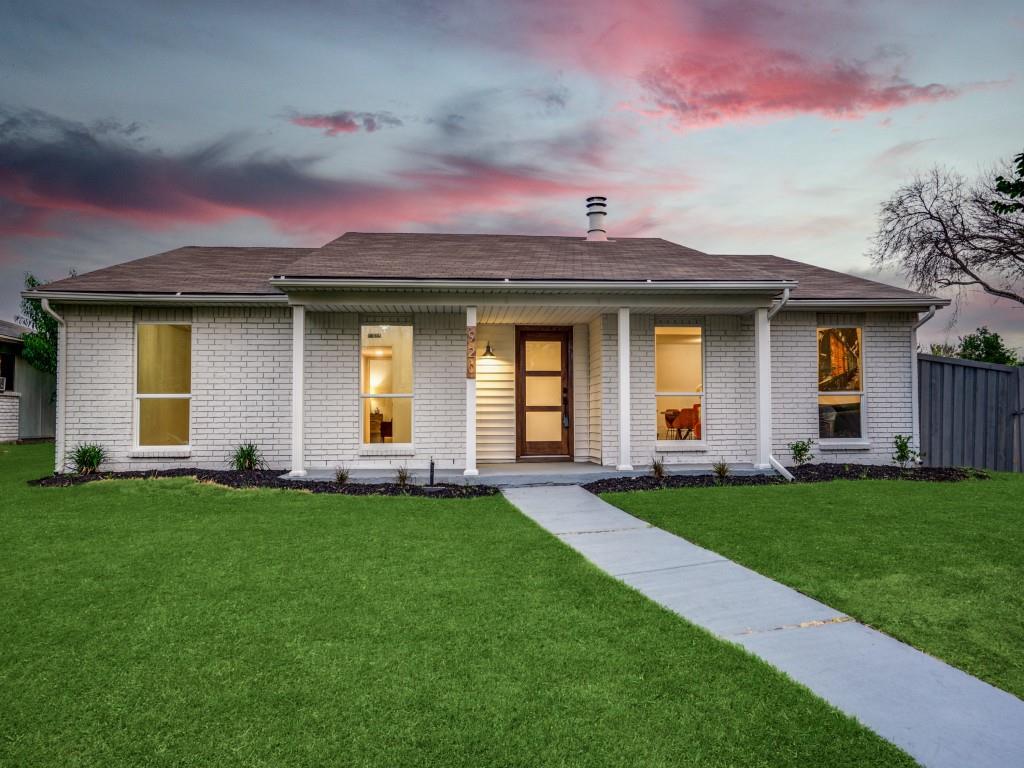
[29,468,500,498]
[584,463,987,494]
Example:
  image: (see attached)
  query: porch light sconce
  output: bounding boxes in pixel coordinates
[481,341,496,358]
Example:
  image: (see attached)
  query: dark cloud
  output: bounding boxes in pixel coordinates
[288,110,403,135]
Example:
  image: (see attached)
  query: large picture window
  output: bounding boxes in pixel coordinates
[655,326,703,441]
[361,324,413,444]
[136,323,191,447]
[817,327,863,439]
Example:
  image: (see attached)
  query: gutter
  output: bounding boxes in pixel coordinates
[268,277,800,292]
[22,291,288,305]
[911,304,939,452]
[785,297,950,310]
[40,299,66,474]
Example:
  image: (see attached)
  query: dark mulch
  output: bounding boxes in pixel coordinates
[790,463,987,483]
[583,474,785,494]
[584,463,987,494]
[29,468,499,498]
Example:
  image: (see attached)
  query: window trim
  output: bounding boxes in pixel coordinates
[133,321,193,453]
[359,323,414,448]
[653,323,707,450]
[816,326,869,446]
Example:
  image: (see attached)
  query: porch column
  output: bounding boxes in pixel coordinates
[617,307,633,470]
[288,304,306,477]
[464,305,479,476]
[754,306,771,470]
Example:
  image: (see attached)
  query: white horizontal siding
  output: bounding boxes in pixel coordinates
[476,324,515,463]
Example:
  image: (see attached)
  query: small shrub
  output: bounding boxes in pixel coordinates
[712,458,730,484]
[335,465,350,485]
[892,434,920,469]
[67,443,105,475]
[788,439,815,466]
[650,456,666,480]
[395,465,412,487]
[230,442,266,471]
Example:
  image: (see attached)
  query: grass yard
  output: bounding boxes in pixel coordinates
[0,443,917,767]
[604,474,1024,700]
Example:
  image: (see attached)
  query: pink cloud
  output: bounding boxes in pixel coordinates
[505,0,961,127]
[289,110,402,136]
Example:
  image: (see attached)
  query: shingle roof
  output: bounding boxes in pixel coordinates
[41,246,314,295]
[35,233,939,304]
[0,319,31,342]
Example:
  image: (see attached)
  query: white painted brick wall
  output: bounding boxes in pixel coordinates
[304,312,466,471]
[0,394,19,442]
[56,303,918,473]
[59,304,291,471]
[771,310,916,465]
[622,314,757,466]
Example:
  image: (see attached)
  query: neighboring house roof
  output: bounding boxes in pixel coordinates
[31,232,942,305]
[0,319,31,344]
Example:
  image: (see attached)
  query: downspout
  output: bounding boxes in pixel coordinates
[41,299,66,474]
[766,288,792,479]
[766,286,790,321]
[911,304,938,453]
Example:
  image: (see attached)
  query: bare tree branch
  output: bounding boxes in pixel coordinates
[870,160,1024,306]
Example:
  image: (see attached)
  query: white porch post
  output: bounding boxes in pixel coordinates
[289,304,306,477]
[754,306,772,470]
[617,307,633,471]
[464,305,479,476]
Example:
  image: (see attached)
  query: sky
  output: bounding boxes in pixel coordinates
[1,0,1022,351]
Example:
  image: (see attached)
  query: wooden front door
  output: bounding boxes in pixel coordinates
[516,327,573,459]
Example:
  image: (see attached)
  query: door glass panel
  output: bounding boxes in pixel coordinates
[525,376,561,407]
[525,340,561,372]
[526,410,562,442]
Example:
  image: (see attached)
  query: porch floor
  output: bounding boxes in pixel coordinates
[286,461,768,488]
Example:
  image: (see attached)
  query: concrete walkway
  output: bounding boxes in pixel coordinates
[503,485,1024,768]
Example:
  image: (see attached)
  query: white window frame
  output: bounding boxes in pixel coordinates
[817,326,870,449]
[359,323,414,449]
[654,323,707,452]
[133,321,192,453]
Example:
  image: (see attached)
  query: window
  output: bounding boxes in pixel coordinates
[0,351,14,392]
[654,326,703,441]
[817,327,863,439]
[361,324,413,444]
[136,324,191,447]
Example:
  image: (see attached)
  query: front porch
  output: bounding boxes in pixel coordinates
[284,285,787,478]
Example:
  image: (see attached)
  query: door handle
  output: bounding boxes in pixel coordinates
[562,386,570,428]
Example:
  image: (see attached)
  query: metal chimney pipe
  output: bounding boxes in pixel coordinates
[586,196,607,241]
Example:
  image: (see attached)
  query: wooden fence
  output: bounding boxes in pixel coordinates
[918,354,1024,472]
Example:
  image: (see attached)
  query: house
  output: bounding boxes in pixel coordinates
[0,320,57,443]
[25,198,947,476]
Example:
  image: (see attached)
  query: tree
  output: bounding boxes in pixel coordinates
[993,151,1024,214]
[956,327,1021,366]
[16,274,59,375]
[870,155,1024,307]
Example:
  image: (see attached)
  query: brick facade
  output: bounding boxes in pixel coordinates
[55,303,919,472]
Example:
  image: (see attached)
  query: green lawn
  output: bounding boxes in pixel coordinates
[0,443,915,767]
[604,474,1024,700]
